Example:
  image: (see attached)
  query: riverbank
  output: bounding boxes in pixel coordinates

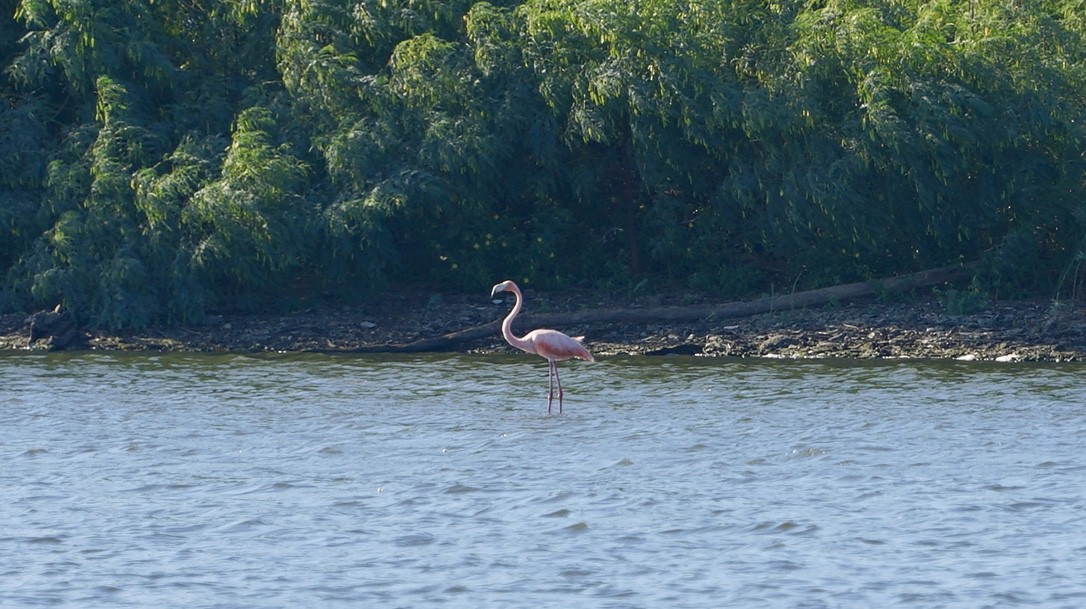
[2,289,1084,361]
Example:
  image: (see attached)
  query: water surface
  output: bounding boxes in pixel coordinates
[2,353,1084,608]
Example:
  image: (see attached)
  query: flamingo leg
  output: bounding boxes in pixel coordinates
[553,360,564,414]
[546,360,555,414]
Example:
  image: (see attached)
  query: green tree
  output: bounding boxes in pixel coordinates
[183,106,312,309]
[4,0,1086,327]
[14,76,165,327]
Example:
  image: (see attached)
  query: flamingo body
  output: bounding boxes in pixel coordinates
[491,280,593,413]
[518,329,593,362]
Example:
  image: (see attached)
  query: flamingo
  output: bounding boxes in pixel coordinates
[490,280,594,413]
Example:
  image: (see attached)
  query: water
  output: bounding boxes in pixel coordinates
[2,352,1084,608]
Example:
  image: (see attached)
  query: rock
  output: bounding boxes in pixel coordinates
[27,305,82,350]
[758,333,797,353]
[645,343,702,356]
[702,335,734,356]
[995,353,1020,362]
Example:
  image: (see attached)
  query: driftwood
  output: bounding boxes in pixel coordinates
[338,263,975,354]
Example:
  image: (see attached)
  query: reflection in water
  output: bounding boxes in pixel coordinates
[2,353,1085,608]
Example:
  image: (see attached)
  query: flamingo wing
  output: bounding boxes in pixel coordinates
[526,329,594,362]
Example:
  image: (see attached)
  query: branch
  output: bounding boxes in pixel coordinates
[338,263,976,353]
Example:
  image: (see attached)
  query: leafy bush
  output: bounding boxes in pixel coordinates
[2,0,1086,327]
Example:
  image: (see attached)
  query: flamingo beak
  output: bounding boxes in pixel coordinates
[490,283,503,299]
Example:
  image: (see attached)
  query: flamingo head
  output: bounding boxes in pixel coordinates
[490,280,516,298]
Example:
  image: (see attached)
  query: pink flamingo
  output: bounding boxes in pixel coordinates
[491,280,594,413]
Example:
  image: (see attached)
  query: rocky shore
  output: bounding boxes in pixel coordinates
[2,288,1085,362]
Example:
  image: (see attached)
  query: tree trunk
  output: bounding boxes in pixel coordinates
[340,263,975,353]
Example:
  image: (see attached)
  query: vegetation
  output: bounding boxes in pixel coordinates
[2,0,1086,328]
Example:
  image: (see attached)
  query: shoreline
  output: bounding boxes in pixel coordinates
[2,291,1084,362]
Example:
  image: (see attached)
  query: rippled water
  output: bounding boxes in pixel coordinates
[2,352,1085,608]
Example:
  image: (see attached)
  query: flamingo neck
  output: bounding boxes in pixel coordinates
[501,285,534,353]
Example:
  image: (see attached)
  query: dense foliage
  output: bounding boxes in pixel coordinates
[3,0,1086,327]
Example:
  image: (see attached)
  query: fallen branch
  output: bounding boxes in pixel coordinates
[338,263,976,353]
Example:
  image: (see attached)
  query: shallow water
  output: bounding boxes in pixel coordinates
[2,352,1085,608]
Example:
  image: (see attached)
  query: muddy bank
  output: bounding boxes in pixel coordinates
[2,289,1085,362]
[589,299,1086,362]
